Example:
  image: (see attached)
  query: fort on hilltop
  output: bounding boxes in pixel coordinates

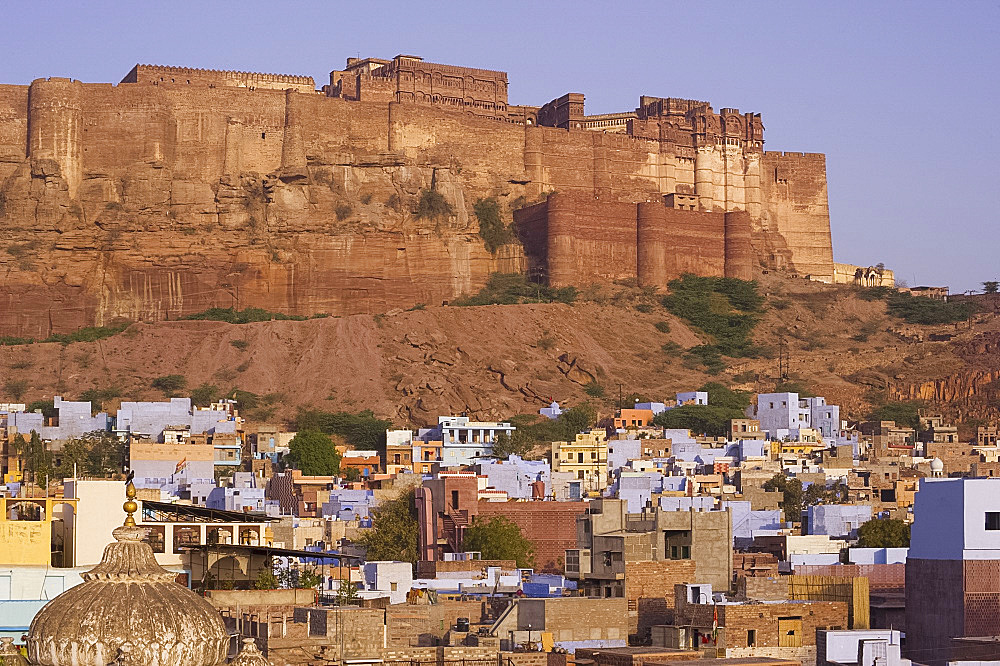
[0,54,835,337]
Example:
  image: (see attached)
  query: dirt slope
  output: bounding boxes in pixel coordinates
[2,272,996,426]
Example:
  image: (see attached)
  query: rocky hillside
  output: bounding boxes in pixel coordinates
[1,272,997,427]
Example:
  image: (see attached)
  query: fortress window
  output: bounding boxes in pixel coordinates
[261,132,266,139]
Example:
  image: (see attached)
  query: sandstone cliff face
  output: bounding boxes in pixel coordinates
[1,151,525,337]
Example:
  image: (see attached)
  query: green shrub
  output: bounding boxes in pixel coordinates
[359,192,373,205]
[684,345,727,374]
[1,336,35,346]
[294,408,393,451]
[43,322,131,345]
[78,386,122,410]
[857,286,894,301]
[661,341,682,354]
[868,401,924,429]
[229,389,262,411]
[415,189,454,219]
[151,375,187,395]
[653,404,744,437]
[230,339,250,351]
[584,381,606,398]
[182,307,308,323]
[474,197,515,253]
[385,193,401,211]
[453,273,576,306]
[771,298,791,310]
[774,380,815,397]
[235,361,250,373]
[190,383,220,407]
[886,292,973,325]
[334,203,353,221]
[635,303,653,313]
[406,303,426,311]
[662,274,764,366]
[4,379,29,401]
[654,321,671,334]
[537,336,556,350]
[25,399,57,419]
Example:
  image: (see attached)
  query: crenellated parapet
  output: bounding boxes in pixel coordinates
[121,64,316,92]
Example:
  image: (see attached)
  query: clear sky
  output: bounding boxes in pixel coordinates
[2,1,997,292]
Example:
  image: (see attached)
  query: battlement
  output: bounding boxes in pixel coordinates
[390,56,508,79]
[763,151,825,159]
[121,64,315,92]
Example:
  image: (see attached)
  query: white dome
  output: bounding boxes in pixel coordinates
[930,457,945,472]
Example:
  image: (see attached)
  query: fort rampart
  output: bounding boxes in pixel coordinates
[515,192,753,287]
[0,59,834,335]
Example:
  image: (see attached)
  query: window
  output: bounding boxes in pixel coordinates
[986,512,1000,531]
[390,582,398,591]
[747,629,757,647]
[451,490,460,509]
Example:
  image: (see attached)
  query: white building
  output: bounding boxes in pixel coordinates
[360,561,413,605]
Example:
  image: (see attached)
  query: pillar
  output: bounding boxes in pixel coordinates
[636,202,668,288]
[724,211,754,280]
[545,193,576,287]
[694,145,716,212]
[27,77,83,198]
[223,118,243,175]
[524,125,544,199]
[280,89,307,174]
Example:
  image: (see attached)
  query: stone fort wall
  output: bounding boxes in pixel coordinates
[0,64,835,335]
[514,192,753,287]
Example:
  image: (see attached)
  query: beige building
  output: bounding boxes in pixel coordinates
[551,429,609,494]
[566,498,733,596]
[63,479,270,568]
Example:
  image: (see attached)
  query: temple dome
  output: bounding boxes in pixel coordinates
[25,486,229,666]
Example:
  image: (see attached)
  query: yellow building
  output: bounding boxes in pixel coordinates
[0,496,78,566]
[551,429,609,494]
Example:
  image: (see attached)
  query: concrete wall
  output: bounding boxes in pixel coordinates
[910,478,1000,560]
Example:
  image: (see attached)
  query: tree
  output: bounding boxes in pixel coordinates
[490,431,531,460]
[286,430,341,476]
[18,431,51,488]
[698,382,752,411]
[335,579,360,606]
[868,401,923,430]
[254,558,279,590]
[462,516,536,568]
[293,408,392,453]
[297,568,324,590]
[151,374,187,396]
[762,473,804,523]
[557,403,598,439]
[343,467,361,482]
[4,379,28,401]
[355,489,419,563]
[857,517,910,548]
[984,281,999,295]
[653,405,744,437]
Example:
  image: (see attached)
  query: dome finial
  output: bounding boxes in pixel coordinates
[123,480,138,527]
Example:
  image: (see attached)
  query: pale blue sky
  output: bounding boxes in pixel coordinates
[3,1,997,291]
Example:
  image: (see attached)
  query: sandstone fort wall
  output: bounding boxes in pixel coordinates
[759,151,833,279]
[517,192,754,288]
[0,62,837,334]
